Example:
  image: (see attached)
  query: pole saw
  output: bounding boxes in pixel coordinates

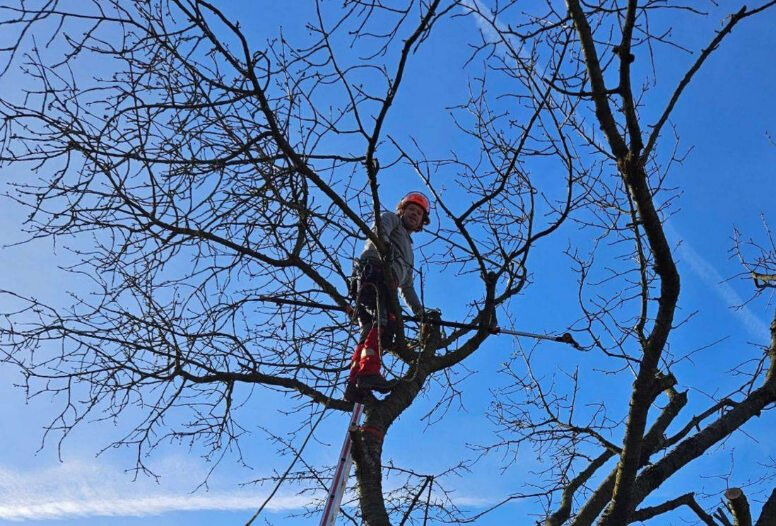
[402,313,581,349]
[256,295,582,350]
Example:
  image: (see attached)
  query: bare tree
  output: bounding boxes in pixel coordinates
[0,1,774,525]
[455,1,776,525]
[0,1,578,524]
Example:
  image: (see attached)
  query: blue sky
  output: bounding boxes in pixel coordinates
[0,1,775,525]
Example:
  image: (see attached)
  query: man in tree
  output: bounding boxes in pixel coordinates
[345,192,433,402]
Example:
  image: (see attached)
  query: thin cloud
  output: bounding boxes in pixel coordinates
[460,0,527,61]
[0,459,501,521]
[461,0,530,61]
[0,494,309,521]
[0,460,308,521]
[460,0,566,63]
[460,0,500,43]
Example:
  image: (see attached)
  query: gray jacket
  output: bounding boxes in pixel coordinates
[361,211,423,315]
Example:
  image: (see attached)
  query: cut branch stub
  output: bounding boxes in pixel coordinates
[725,488,753,526]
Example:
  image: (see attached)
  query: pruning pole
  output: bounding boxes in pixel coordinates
[256,295,582,350]
[403,314,582,349]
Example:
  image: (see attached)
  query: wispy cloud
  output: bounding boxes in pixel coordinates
[460,0,500,43]
[0,460,308,521]
[0,459,501,522]
[459,0,558,92]
[0,494,308,522]
[664,222,770,341]
[460,0,526,60]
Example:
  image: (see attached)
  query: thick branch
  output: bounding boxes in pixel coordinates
[618,0,643,154]
[571,375,685,525]
[725,488,753,526]
[630,493,716,525]
[545,450,615,526]
[755,488,776,526]
[565,0,628,157]
[632,316,776,510]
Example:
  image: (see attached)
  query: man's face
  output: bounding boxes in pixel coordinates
[401,202,425,232]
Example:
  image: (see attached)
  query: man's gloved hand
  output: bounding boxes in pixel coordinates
[423,308,441,321]
[419,308,442,345]
[380,241,395,263]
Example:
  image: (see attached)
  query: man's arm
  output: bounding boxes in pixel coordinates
[362,211,400,259]
[375,211,399,242]
[398,270,424,315]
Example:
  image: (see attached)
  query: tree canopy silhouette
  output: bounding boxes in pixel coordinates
[0,1,774,524]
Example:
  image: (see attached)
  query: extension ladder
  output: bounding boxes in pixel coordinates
[319,402,364,526]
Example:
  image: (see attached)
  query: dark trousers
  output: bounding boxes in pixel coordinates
[348,258,396,382]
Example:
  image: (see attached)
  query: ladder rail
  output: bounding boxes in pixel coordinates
[320,402,364,526]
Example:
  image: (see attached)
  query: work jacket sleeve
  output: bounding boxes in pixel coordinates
[375,211,399,243]
[399,270,424,316]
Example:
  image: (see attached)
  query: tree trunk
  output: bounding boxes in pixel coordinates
[352,423,391,525]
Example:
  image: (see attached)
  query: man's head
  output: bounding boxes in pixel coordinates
[396,191,431,232]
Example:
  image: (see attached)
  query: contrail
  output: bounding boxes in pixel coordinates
[460,0,526,60]
[664,221,770,341]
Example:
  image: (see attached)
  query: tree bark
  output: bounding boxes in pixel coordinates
[631,316,776,511]
[352,424,391,526]
[570,377,685,525]
[725,488,753,526]
[755,488,776,526]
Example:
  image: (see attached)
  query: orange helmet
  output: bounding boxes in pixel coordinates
[397,191,431,226]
